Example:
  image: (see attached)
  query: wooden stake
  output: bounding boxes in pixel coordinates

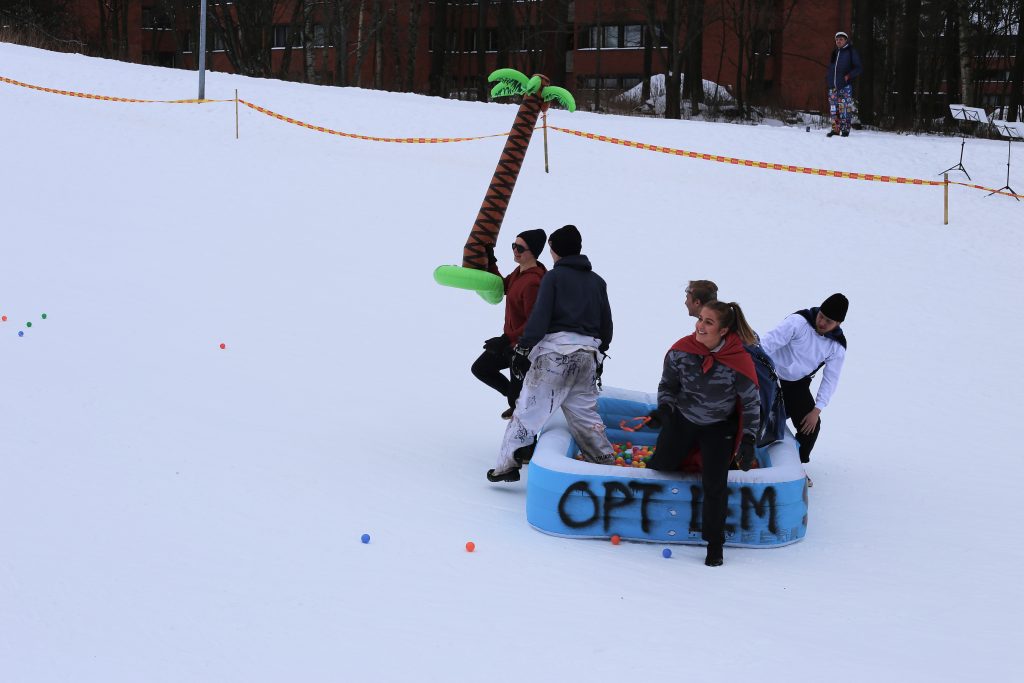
[543,111,549,174]
[944,172,949,225]
[235,89,239,140]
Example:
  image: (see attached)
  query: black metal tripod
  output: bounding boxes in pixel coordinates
[988,137,1020,201]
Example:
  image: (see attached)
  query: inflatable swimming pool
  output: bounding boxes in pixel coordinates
[525,386,808,547]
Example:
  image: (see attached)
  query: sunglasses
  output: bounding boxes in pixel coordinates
[512,243,530,254]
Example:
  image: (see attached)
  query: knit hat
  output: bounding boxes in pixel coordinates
[820,293,849,322]
[548,224,582,257]
[517,229,547,257]
[835,31,849,40]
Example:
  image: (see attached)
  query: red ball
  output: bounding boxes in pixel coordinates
[219,343,226,349]
[610,534,621,545]
[465,541,475,552]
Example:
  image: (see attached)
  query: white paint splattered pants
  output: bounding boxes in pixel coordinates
[494,349,615,474]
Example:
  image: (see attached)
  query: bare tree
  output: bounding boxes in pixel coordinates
[1008,0,1024,120]
[894,0,922,129]
[405,0,422,91]
[428,0,449,95]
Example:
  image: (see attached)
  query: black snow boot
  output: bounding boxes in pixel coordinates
[486,467,520,483]
[513,440,537,466]
[705,543,724,567]
[841,130,850,137]
[826,131,837,138]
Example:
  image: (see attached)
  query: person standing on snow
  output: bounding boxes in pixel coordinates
[486,224,615,483]
[684,280,719,318]
[645,301,761,568]
[758,294,849,470]
[826,31,862,138]
[472,229,547,419]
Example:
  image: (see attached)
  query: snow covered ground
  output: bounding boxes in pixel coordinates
[1,43,1022,682]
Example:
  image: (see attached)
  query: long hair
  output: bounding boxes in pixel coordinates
[701,300,758,345]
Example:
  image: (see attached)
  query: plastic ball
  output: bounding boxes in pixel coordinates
[41,313,47,319]
[219,343,226,349]
[25,322,32,328]
[18,331,24,337]
[465,541,476,552]
[360,533,370,544]
[1,315,6,321]
[610,534,621,545]
[662,548,672,558]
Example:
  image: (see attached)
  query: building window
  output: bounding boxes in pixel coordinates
[142,7,172,30]
[579,24,645,49]
[181,29,193,53]
[754,29,773,56]
[314,24,326,48]
[463,28,478,52]
[623,25,642,48]
[273,24,301,49]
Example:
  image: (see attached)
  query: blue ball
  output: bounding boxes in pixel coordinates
[18,331,24,337]
[662,548,672,558]
[360,533,370,544]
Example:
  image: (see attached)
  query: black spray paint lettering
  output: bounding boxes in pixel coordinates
[558,481,664,532]
[558,480,778,535]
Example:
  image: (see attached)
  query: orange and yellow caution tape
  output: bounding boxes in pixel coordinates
[237,99,508,143]
[0,75,231,103]
[3,73,1021,198]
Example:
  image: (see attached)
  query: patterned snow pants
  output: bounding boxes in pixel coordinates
[828,85,854,134]
[494,349,615,474]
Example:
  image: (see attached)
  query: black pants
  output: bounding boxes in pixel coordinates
[470,347,526,408]
[779,376,820,463]
[647,411,735,545]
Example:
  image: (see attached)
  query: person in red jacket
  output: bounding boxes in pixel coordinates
[471,229,547,419]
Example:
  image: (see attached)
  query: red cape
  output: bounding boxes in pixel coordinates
[666,332,758,471]
[670,333,758,386]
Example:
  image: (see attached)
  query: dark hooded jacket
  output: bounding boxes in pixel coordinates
[517,254,613,353]
[827,43,863,89]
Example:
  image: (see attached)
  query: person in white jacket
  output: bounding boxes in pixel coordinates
[759,293,848,464]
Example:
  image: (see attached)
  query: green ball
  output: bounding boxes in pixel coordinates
[41,313,47,319]
[25,322,32,327]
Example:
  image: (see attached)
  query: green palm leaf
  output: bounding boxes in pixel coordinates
[541,86,577,112]
[488,68,528,99]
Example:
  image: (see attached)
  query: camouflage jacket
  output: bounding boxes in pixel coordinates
[658,349,761,439]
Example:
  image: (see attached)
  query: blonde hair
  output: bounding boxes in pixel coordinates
[701,301,757,345]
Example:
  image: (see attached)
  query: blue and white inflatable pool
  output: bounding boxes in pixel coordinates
[526,386,808,547]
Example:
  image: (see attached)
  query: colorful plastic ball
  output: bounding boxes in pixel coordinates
[18,331,24,337]
[1,315,6,321]
[465,541,476,552]
[610,534,621,545]
[360,533,370,544]
[662,548,672,558]
[219,343,226,349]
[25,322,32,328]
[41,313,47,319]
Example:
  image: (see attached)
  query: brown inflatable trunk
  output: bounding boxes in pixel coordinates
[462,74,550,270]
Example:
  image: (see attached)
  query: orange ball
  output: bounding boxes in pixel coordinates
[610,534,621,545]
[465,541,475,552]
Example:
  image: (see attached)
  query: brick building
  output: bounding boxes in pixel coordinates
[58,1,851,115]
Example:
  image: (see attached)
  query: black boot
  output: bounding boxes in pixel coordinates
[826,131,837,138]
[513,439,537,466]
[705,543,724,567]
[486,467,520,483]
[840,130,850,137]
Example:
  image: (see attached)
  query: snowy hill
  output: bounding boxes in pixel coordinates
[1,42,1021,682]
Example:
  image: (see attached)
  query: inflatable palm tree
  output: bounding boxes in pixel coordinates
[435,69,576,303]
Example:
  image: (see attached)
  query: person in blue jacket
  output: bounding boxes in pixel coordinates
[826,31,862,138]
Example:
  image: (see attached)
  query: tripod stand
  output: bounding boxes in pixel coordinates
[988,122,1021,201]
[940,105,985,180]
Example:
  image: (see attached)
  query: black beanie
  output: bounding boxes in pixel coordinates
[548,224,582,257]
[517,229,547,257]
[820,293,849,322]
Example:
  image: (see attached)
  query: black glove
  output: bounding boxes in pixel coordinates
[510,345,531,381]
[595,356,605,390]
[646,404,670,430]
[737,434,756,472]
[483,334,508,352]
[485,244,497,270]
